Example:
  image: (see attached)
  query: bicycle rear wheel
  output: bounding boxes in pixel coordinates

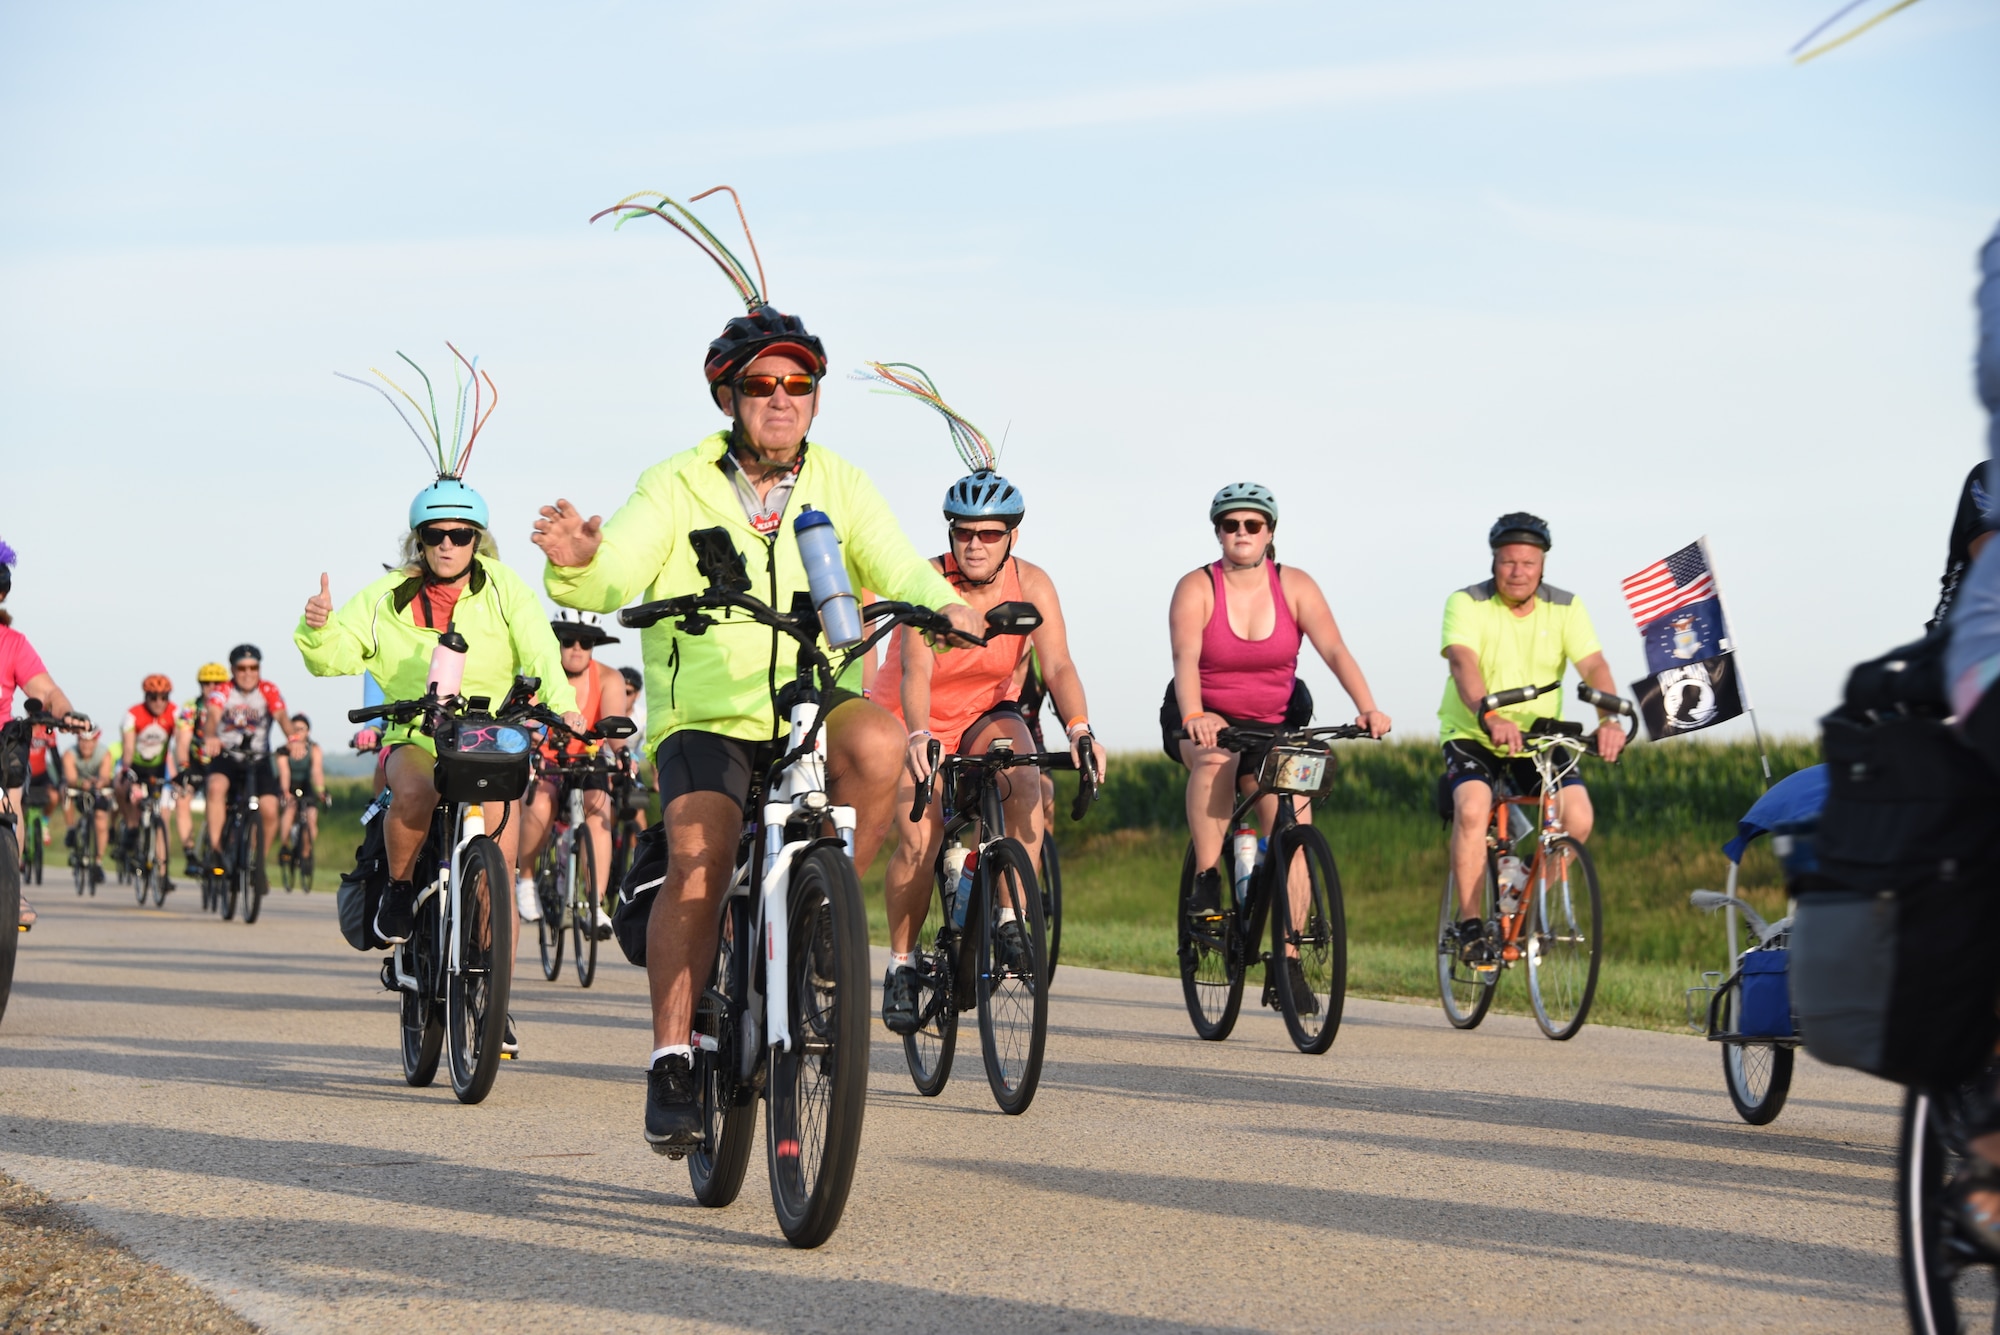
[1901,1087,2000,1333]
[975,837,1048,1115]
[300,847,314,892]
[398,931,443,1087]
[570,831,599,989]
[1527,835,1601,1040]
[1177,844,1244,1041]
[280,834,297,891]
[0,827,19,1028]
[446,836,513,1105]
[135,815,152,904]
[1039,834,1063,982]
[239,818,266,924]
[766,844,868,1249]
[902,863,958,1097]
[28,817,42,886]
[217,822,240,921]
[1268,825,1346,1055]
[1437,856,1497,1029]
[689,896,756,1208]
[536,843,564,982]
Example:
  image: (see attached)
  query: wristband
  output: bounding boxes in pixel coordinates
[908,729,933,741]
[1482,709,1502,723]
[1182,711,1212,725]
[1065,717,1091,736]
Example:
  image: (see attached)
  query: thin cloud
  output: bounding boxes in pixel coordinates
[729,40,1772,152]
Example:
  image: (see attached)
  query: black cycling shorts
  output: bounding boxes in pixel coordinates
[1158,678,1314,781]
[1441,739,1585,802]
[655,689,860,812]
[211,754,281,798]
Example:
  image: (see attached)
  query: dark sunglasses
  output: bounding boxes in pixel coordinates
[950,526,1011,545]
[418,525,480,549]
[145,691,170,701]
[232,662,259,673]
[1217,518,1268,535]
[734,372,819,398]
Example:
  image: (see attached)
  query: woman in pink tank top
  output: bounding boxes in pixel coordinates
[1166,485,1391,920]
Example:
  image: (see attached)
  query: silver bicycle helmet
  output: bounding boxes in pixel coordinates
[943,470,1026,527]
[1210,482,1277,526]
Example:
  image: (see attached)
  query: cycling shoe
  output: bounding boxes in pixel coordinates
[883,965,921,1035]
[646,1054,701,1154]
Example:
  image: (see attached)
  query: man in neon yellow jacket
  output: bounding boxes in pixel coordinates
[534,306,981,1149]
[298,477,579,1059]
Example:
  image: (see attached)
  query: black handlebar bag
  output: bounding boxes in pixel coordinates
[0,720,29,791]
[1790,631,2000,1089]
[434,717,534,804]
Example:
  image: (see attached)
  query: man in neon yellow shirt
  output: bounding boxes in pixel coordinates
[534,305,981,1150]
[1438,512,1627,961]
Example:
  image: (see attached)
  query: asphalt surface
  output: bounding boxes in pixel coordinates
[0,876,1907,1332]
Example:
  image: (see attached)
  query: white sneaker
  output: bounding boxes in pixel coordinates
[592,906,615,940]
[515,874,542,922]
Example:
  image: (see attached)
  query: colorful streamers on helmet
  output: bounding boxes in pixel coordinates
[0,539,15,568]
[1791,0,1923,63]
[851,362,997,475]
[589,185,768,312]
[336,343,498,480]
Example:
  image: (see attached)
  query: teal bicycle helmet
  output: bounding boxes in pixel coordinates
[409,477,489,530]
[1210,482,1277,526]
[944,470,1025,527]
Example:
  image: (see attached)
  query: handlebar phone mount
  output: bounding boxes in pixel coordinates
[690,526,751,594]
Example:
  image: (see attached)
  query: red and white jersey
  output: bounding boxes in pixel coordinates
[206,680,286,757]
[27,726,54,778]
[125,701,178,768]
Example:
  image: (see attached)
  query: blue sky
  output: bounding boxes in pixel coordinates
[2,0,1996,751]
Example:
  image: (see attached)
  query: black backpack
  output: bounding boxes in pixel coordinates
[335,797,394,951]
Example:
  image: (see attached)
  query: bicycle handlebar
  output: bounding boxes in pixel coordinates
[1575,683,1638,720]
[909,736,943,822]
[1170,723,1375,750]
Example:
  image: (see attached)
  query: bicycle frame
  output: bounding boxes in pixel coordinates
[1476,735,1588,967]
[390,799,488,992]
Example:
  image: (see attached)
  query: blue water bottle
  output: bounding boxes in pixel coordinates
[792,506,863,648]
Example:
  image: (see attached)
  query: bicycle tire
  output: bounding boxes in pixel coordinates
[135,813,152,904]
[1268,824,1346,1055]
[0,827,19,1028]
[1437,855,1498,1030]
[240,817,266,924]
[689,896,756,1208]
[536,841,564,982]
[1900,1087,1996,1334]
[902,860,958,1097]
[765,844,868,1249]
[73,822,88,897]
[399,930,443,1087]
[1722,1040,1794,1126]
[217,820,240,921]
[280,835,296,891]
[1526,835,1601,1040]
[976,837,1048,1115]
[28,816,42,886]
[301,847,314,892]
[447,834,512,1104]
[570,828,599,989]
[1040,834,1063,981]
[1177,843,1244,1041]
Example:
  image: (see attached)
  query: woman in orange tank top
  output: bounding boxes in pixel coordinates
[516,617,630,937]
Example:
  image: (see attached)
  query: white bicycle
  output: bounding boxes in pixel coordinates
[618,530,1039,1248]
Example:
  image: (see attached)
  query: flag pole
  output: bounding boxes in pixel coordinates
[1699,535,1771,787]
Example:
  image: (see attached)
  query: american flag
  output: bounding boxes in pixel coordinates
[1622,540,1716,628]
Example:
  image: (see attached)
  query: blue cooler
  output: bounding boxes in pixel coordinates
[1737,949,1793,1038]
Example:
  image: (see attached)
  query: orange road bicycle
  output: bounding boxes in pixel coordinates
[1436,682,1636,1041]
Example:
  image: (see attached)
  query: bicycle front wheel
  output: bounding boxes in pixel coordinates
[1039,834,1063,982]
[1268,825,1346,1055]
[766,844,869,1249]
[536,844,564,982]
[1177,844,1244,1041]
[689,896,756,1208]
[446,836,513,1105]
[399,933,443,1087]
[902,860,958,1097]
[976,838,1048,1115]
[569,830,599,989]
[1526,835,1601,1040]
[239,818,266,924]
[0,827,19,1028]
[1901,1087,2000,1333]
[135,817,152,904]
[1437,855,1498,1029]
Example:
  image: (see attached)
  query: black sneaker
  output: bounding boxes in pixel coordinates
[374,879,417,944]
[501,1015,520,1060]
[645,1054,701,1153]
[1186,868,1224,920]
[184,853,201,879]
[1284,957,1320,1016]
[883,965,921,1035]
[1455,917,1493,966]
[994,918,1033,977]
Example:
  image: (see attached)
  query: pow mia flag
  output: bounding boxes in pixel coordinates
[1631,650,1745,741]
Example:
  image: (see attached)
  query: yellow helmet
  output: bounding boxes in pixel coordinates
[197,662,229,685]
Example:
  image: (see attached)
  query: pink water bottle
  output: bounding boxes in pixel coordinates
[429,623,468,699]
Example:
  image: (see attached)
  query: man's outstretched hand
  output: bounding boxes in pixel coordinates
[533,500,603,568]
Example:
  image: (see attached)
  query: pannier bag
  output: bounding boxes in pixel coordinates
[1789,630,2000,1089]
[336,793,394,951]
[611,823,667,967]
[0,720,28,790]
[434,715,533,805]
[1735,947,1793,1039]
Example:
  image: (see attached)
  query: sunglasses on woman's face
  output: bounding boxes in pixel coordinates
[1217,518,1267,535]
[734,372,819,399]
[418,525,480,549]
[950,526,1011,546]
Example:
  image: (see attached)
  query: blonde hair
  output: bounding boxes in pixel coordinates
[398,526,499,576]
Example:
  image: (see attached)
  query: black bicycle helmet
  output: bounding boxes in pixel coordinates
[704,307,827,405]
[618,666,644,696]
[1488,512,1552,551]
[229,643,263,665]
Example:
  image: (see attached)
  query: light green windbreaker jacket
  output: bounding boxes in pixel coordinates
[293,557,576,754]
[545,432,959,754]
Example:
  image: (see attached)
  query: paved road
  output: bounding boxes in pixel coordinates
[0,880,1904,1333]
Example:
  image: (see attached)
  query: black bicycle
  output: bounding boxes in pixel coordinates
[532,730,625,989]
[126,775,173,906]
[66,785,103,897]
[1175,723,1369,1054]
[1899,1083,2000,1333]
[206,738,269,924]
[618,532,1039,1247]
[277,797,319,892]
[604,753,647,919]
[901,732,1097,1114]
[351,681,619,1104]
